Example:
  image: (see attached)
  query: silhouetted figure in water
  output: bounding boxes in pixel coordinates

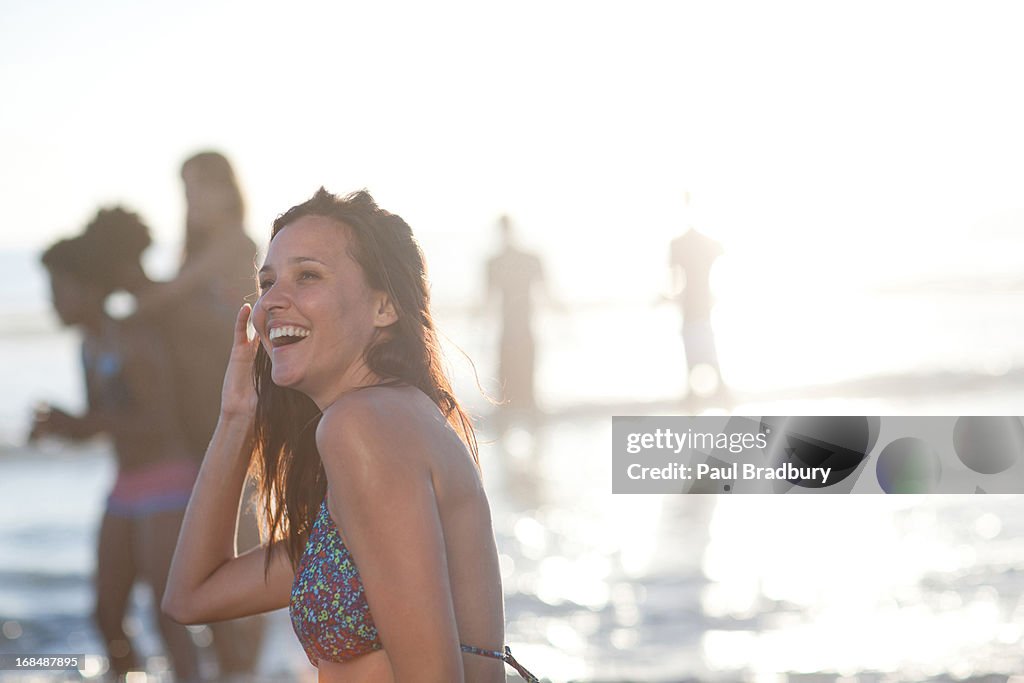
[483,215,550,425]
[119,151,266,677]
[34,217,202,683]
[669,224,725,399]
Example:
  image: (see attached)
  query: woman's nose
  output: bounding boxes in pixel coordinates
[258,282,291,312]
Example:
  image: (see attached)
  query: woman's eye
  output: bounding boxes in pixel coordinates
[258,279,274,291]
[298,271,320,281]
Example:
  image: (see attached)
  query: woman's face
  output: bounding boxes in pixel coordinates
[48,269,103,327]
[252,215,395,406]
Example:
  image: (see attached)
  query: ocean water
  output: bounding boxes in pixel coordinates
[2,242,1024,682]
[5,232,1024,442]
[3,431,1024,682]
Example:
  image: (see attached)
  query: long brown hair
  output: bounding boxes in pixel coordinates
[249,188,479,571]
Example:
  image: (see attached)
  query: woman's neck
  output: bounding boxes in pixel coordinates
[313,363,389,412]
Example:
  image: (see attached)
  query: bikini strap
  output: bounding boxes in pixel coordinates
[459,644,540,683]
[500,646,541,683]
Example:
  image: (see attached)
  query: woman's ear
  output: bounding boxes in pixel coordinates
[373,292,398,328]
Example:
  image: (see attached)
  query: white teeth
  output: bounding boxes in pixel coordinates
[268,326,310,340]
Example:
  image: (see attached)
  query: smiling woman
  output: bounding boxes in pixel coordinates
[253,214,392,398]
[163,188,539,683]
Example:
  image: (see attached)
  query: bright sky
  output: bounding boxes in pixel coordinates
[4,0,1024,302]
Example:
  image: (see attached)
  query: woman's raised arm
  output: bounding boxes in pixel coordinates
[163,305,295,623]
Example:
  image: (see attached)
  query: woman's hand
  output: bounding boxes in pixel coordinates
[220,304,259,420]
[28,404,90,442]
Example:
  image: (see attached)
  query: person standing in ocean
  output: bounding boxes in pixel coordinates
[482,214,554,430]
[668,193,726,400]
[32,217,202,682]
[112,151,267,678]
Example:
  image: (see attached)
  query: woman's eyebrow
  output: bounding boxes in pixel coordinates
[258,256,327,275]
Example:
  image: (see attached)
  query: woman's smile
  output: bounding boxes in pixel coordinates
[267,324,311,348]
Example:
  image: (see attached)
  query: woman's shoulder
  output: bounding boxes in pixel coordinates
[316,385,437,467]
[322,383,424,424]
[316,387,446,515]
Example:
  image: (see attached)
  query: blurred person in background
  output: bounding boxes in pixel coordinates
[115,151,266,678]
[163,189,539,683]
[481,214,557,432]
[31,214,202,682]
[134,150,259,318]
[130,151,262,457]
[668,194,726,403]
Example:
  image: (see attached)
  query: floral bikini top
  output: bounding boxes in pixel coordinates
[289,498,539,682]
